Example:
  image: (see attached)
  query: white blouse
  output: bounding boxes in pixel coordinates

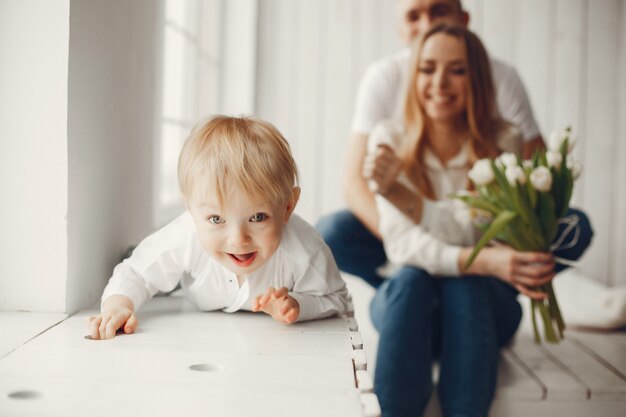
[369,120,521,277]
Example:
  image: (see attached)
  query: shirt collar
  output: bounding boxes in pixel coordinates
[423,141,469,171]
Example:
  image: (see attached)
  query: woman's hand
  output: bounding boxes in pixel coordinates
[362,144,403,195]
[460,246,556,300]
[87,295,138,340]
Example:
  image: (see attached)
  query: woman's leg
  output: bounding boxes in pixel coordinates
[489,278,522,347]
[437,277,499,417]
[316,209,386,288]
[370,266,437,417]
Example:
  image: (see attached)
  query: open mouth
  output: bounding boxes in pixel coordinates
[227,252,257,267]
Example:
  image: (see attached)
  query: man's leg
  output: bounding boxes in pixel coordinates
[316,209,387,288]
[553,207,593,272]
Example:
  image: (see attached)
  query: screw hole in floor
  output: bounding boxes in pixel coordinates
[8,390,41,400]
[189,363,223,372]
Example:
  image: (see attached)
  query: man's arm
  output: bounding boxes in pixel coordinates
[343,131,380,237]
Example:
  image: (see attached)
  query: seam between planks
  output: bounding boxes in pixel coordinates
[502,346,548,401]
[0,314,74,361]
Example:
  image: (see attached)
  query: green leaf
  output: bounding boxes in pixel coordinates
[454,195,500,215]
[537,192,557,248]
[490,161,515,210]
[464,210,518,269]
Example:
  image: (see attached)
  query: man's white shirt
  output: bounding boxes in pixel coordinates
[351,48,540,142]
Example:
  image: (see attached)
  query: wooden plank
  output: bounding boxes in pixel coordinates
[489,399,626,417]
[379,0,403,55]
[541,338,626,400]
[611,1,626,287]
[604,331,626,350]
[360,392,382,417]
[0,312,67,359]
[516,0,553,134]
[496,347,546,400]
[568,331,626,379]
[0,375,364,417]
[354,0,380,74]
[255,0,294,135]
[481,0,517,64]
[464,0,484,37]
[0,296,367,417]
[553,0,585,146]
[321,0,354,216]
[577,0,621,284]
[293,0,323,223]
[508,335,588,400]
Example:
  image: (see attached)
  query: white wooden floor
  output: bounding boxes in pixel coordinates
[2,278,625,417]
[345,274,626,417]
[0,294,379,417]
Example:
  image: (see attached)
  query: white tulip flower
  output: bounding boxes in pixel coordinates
[567,158,583,180]
[500,152,518,168]
[468,158,495,186]
[452,199,472,226]
[548,129,576,153]
[546,151,563,168]
[530,166,553,192]
[522,160,533,170]
[505,165,526,185]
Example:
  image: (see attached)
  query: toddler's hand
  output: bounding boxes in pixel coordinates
[87,298,138,340]
[252,287,300,324]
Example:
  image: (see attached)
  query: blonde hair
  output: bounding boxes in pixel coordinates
[178,115,298,206]
[402,23,505,199]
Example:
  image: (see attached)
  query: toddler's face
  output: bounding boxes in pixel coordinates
[186,187,297,278]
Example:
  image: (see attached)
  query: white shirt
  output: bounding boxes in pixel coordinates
[369,120,521,277]
[351,49,540,141]
[102,212,350,322]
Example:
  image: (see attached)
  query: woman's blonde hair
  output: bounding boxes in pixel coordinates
[178,115,298,206]
[402,23,505,199]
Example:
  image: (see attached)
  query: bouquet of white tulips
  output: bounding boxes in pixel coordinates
[457,127,582,344]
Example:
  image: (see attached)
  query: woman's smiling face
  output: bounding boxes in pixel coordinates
[416,32,469,124]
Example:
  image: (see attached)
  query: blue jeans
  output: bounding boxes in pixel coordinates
[316,208,593,417]
[316,210,387,288]
[370,267,520,417]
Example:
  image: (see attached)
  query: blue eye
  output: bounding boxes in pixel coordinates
[249,213,267,222]
[207,215,223,225]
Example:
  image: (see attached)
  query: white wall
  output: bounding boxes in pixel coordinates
[255,0,626,286]
[256,0,402,224]
[0,0,161,313]
[66,0,160,312]
[0,0,70,312]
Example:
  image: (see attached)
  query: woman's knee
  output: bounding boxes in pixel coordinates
[440,277,492,316]
[370,267,434,327]
[386,267,435,304]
